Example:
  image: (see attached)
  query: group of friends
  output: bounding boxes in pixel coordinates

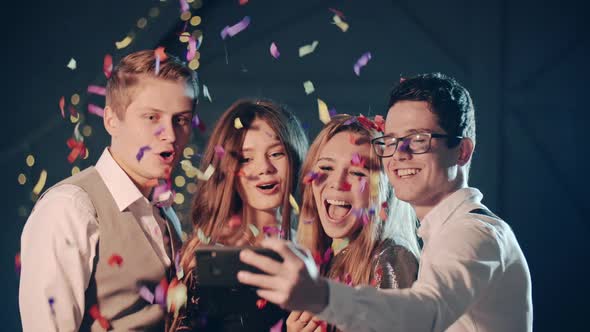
[19,49,533,332]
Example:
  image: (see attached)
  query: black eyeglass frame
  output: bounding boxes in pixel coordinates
[371,132,464,157]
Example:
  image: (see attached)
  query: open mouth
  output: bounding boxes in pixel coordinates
[395,168,421,179]
[159,151,175,163]
[324,199,352,221]
[256,181,279,194]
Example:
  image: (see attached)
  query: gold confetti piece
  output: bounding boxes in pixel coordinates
[174,192,185,205]
[188,59,199,70]
[298,40,319,57]
[196,164,215,181]
[183,147,194,158]
[234,117,244,129]
[71,94,80,105]
[26,155,35,167]
[33,170,48,195]
[71,166,80,175]
[137,17,147,29]
[115,35,133,49]
[70,113,80,123]
[18,173,26,185]
[190,16,201,26]
[66,58,77,70]
[289,194,300,215]
[303,81,315,95]
[332,15,349,32]
[317,98,330,124]
[248,224,260,237]
[180,11,191,21]
[197,228,211,244]
[175,175,186,187]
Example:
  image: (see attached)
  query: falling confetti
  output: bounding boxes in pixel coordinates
[339,181,352,191]
[139,285,155,304]
[59,96,65,118]
[66,58,77,70]
[332,15,349,32]
[303,171,319,184]
[154,125,165,136]
[107,254,123,267]
[88,104,104,117]
[269,318,284,332]
[317,98,330,124]
[136,146,152,161]
[359,177,367,193]
[15,253,21,275]
[88,304,111,330]
[179,0,189,12]
[214,145,225,159]
[303,81,315,95]
[196,164,215,181]
[203,84,213,102]
[298,40,319,57]
[329,8,345,18]
[192,113,206,132]
[187,37,197,61]
[32,170,48,195]
[256,298,267,309]
[197,228,211,244]
[87,85,106,96]
[220,16,251,40]
[103,54,113,78]
[66,138,86,163]
[167,279,188,317]
[234,117,244,129]
[289,194,300,215]
[379,202,388,221]
[374,115,385,132]
[262,225,282,237]
[269,42,280,59]
[228,214,242,228]
[351,153,366,168]
[354,52,372,76]
[239,0,249,5]
[248,224,260,237]
[115,35,133,49]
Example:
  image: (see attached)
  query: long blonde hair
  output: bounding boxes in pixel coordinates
[297,115,419,286]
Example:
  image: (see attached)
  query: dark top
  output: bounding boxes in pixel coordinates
[173,272,287,331]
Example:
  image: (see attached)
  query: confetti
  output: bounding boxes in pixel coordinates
[153,181,175,207]
[87,85,106,96]
[256,298,267,309]
[66,58,77,70]
[187,37,197,61]
[180,0,189,12]
[32,170,48,195]
[234,117,244,129]
[374,115,385,132]
[351,153,366,168]
[154,125,165,136]
[332,15,349,32]
[303,81,315,95]
[331,238,349,253]
[248,224,260,237]
[228,214,242,228]
[66,138,86,163]
[262,225,282,237]
[359,177,367,193]
[298,40,319,57]
[239,0,248,5]
[89,304,111,330]
[139,285,155,304]
[270,42,280,59]
[154,278,169,309]
[220,16,251,40]
[197,228,211,244]
[317,98,330,124]
[289,194,300,215]
[155,46,168,62]
[357,114,377,131]
[87,104,104,117]
[269,319,284,332]
[339,181,352,191]
[354,52,372,76]
[203,84,213,102]
[196,164,215,181]
[103,54,113,78]
[379,203,388,221]
[107,254,123,267]
[167,279,188,317]
[136,145,152,161]
[303,171,319,184]
[303,220,313,225]
[192,113,206,132]
[214,145,225,159]
[115,35,133,49]
[15,253,21,275]
[329,8,345,19]
[59,96,65,118]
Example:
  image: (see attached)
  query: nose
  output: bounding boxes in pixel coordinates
[159,120,176,143]
[328,168,348,191]
[392,140,412,161]
[256,156,277,175]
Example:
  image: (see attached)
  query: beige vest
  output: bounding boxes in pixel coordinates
[46,167,181,331]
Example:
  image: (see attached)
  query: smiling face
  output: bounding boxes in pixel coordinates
[311,131,372,240]
[383,100,463,213]
[105,77,193,192]
[236,118,290,213]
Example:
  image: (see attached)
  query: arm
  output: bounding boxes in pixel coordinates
[19,185,98,332]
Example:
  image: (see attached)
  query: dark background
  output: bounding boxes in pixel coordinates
[1,0,588,330]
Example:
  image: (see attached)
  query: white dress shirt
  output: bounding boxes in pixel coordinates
[317,187,532,332]
[19,148,172,332]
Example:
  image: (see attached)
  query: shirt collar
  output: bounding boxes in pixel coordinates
[417,187,483,242]
[95,148,145,211]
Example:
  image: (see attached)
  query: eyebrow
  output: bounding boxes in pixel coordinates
[385,128,434,137]
[145,107,193,115]
[241,142,283,152]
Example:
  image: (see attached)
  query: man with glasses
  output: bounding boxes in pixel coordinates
[237,73,532,331]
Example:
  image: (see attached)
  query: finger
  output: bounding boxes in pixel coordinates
[240,249,282,275]
[313,325,323,332]
[302,320,319,332]
[287,311,303,323]
[237,270,277,289]
[256,288,290,309]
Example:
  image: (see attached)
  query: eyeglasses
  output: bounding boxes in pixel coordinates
[371,132,463,157]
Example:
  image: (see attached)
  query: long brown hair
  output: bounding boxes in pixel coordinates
[178,98,308,280]
[297,114,417,286]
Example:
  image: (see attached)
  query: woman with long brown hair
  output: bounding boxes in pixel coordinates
[287,114,419,332]
[170,99,308,331]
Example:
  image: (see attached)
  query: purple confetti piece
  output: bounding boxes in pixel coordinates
[262,226,281,236]
[220,16,251,40]
[88,104,104,117]
[359,177,367,193]
[362,211,370,225]
[351,152,362,166]
[368,207,376,216]
[154,284,166,308]
[269,318,284,332]
[353,52,372,76]
[343,116,357,125]
[328,108,337,117]
[214,145,225,159]
[191,113,200,128]
[399,139,411,153]
[139,286,155,304]
[154,125,165,136]
[322,247,333,263]
[187,37,197,61]
[136,145,151,161]
[155,55,161,75]
[87,85,106,96]
[270,42,280,59]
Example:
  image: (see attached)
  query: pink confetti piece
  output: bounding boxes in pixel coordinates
[220,16,251,40]
[192,113,206,132]
[359,177,367,193]
[303,171,319,184]
[179,0,189,12]
[262,226,283,237]
[353,52,372,76]
[87,85,106,96]
[107,254,123,267]
[269,318,284,332]
[155,55,161,75]
[59,96,65,118]
[154,125,165,136]
[139,286,155,304]
[329,7,345,18]
[187,37,197,61]
[228,215,242,228]
[322,247,333,263]
[269,42,280,59]
[136,146,151,161]
[15,253,21,275]
[239,0,248,5]
[339,181,352,191]
[214,145,225,159]
[374,115,385,132]
[103,54,113,78]
[351,153,366,168]
[87,104,104,117]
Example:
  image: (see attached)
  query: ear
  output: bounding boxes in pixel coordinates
[457,137,474,166]
[103,106,119,137]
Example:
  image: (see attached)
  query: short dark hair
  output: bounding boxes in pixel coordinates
[387,72,476,146]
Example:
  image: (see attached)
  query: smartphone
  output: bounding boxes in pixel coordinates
[195,246,283,288]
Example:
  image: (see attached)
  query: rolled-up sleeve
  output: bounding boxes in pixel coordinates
[19,185,99,332]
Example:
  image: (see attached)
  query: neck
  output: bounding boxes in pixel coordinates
[331,238,350,255]
[108,147,154,198]
[246,206,278,230]
[414,176,468,222]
